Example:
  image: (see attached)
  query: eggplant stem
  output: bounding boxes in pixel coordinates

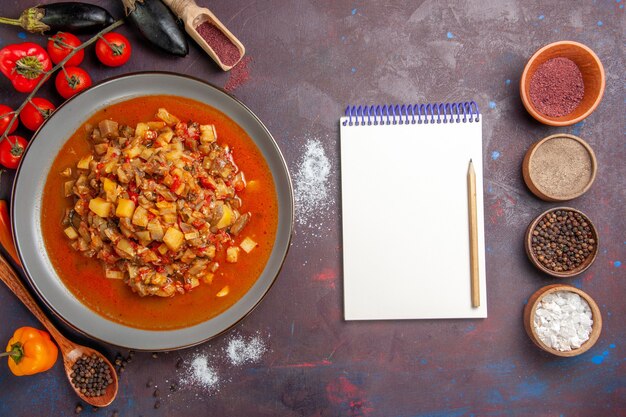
[0,19,125,144]
[0,17,22,27]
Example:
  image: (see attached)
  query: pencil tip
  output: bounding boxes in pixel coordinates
[470,158,473,163]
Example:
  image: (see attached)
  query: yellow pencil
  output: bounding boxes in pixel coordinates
[468,159,480,308]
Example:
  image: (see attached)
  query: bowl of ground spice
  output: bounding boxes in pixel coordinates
[524,284,602,357]
[522,134,597,201]
[525,207,598,278]
[520,41,605,126]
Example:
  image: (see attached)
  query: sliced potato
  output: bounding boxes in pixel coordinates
[205,245,216,259]
[76,154,93,170]
[240,237,257,254]
[147,219,165,241]
[131,206,149,227]
[64,226,79,240]
[163,227,184,252]
[216,205,234,229]
[199,124,217,143]
[116,239,135,256]
[105,269,124,279]
[156,108,180,126]
[152,273,167,286]
[157,128,174,143]
[89,197,112,218]
[115,198,136,218]
[94,143,108,155]
[165,150,182,161]
[135,122,150,138]
[124,146,142,159]
[103,160,118,174]
[64,180,75,197]
[147,121,166,130]
[102,177,117,193]
[139,147,154,160]
[202,272,214,284]
[226,246,239,263]
[135,230,152,244]
[216,285,230,297]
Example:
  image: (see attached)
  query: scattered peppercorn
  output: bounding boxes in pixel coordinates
[170,382,178,392]
[530,209,596,273]
[112,411,119,417]
[152,352,158,359]
[154,388,160,397]
[175,357,183,369]
[154,400,161,409]
[70,354,114,398]
[146,378,154,388]
[74,404,83,414]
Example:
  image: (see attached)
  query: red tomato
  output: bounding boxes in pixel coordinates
[47,32,84,66]
[20,97,56,131]
[54,67,92,99]
[0,104,17,135]
[95,33,131,67]
[0,135,27,169]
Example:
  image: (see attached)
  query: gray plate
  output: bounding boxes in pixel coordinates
[12,72,293,351]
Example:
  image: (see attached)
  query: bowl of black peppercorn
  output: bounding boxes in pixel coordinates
[525,207,599,278]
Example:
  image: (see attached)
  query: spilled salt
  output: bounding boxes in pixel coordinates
[226,335,267,366]
[182,354,219,390]
[294,139,332,226]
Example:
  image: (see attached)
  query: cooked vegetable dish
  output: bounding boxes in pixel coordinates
[61,108,257,297]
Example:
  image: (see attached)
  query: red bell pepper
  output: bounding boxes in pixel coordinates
[0,200,20,266]
[0,43,51,93]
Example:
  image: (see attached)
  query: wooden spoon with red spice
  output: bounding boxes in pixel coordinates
[162,0,245,71]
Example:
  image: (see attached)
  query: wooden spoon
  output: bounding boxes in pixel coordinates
[162,0,245,70]
[0,253,118,407]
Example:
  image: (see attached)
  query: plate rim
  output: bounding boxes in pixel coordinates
[11,71,294,351]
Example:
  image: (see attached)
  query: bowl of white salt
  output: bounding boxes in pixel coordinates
[524,284,602,357]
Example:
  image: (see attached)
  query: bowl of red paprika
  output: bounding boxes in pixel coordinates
[520,41,605,126]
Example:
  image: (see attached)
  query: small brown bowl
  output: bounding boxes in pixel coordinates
[525,207,598,278]
[522,134,597,201]
[524,284,602,357]
[520,41,605,126]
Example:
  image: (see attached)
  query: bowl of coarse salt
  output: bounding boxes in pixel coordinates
[524,284,602,357]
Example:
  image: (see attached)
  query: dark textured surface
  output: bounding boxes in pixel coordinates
[0,1,624,416]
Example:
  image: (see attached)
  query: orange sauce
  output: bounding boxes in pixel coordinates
[41,96,278,330]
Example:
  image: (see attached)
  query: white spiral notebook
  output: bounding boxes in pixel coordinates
[340,102,487,320]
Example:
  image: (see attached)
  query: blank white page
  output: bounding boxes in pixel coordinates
[340,116,487,320]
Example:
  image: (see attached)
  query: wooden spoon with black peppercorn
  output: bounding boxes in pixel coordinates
[0,253,118,407]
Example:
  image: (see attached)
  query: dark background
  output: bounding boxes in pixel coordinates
[0,1,624,416]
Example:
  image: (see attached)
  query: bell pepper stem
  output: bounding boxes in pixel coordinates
[0,344,23,362]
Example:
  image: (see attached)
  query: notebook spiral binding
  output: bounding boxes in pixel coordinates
[342,101,480,126]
